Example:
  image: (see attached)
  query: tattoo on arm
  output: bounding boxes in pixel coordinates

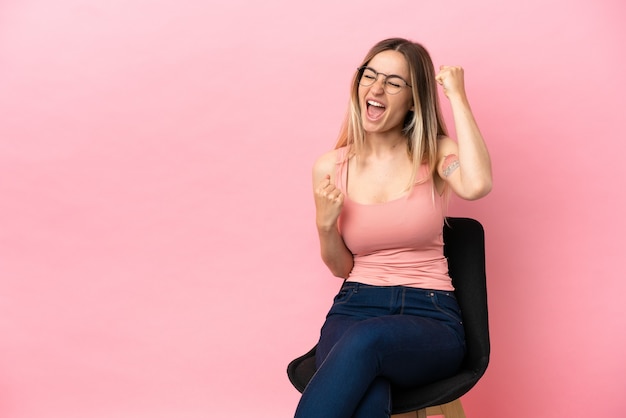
[442,154,460,177]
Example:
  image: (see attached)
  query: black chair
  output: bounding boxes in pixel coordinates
[287,217,489,418]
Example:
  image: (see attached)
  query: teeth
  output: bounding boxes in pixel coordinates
[367,100,385,108]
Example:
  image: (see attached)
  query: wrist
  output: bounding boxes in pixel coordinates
[447,91,470,106]
[317,222,339,234]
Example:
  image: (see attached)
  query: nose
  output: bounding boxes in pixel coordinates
[371,75,386,94]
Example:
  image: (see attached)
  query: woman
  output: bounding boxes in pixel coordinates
[294,38,492,418]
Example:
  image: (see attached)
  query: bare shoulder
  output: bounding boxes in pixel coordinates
[312,149,340,185]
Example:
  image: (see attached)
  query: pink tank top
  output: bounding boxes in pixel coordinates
[335,147,453,291]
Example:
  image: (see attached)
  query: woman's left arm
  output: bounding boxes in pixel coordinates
[436,65,492,200]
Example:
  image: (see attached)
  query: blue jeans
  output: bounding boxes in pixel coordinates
[294,282,466,418]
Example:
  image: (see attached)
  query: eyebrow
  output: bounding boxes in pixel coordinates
[364,66,410,83]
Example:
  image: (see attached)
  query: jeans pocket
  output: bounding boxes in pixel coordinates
[429,291,463,325]
[332,282,357,305]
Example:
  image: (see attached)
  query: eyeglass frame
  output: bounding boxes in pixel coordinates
[356,66,412,95]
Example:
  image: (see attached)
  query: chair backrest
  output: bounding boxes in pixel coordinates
[444,217,490,375]
[391,217,490,412]
[287,217,490,414]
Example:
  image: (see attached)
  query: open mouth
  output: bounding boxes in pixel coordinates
[366,100,386,120]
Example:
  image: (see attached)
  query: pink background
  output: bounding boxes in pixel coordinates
[1,0,625,417]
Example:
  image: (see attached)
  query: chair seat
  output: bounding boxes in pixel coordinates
[287,344,487,413]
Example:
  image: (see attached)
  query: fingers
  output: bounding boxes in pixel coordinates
[437,66,464,79]
[438,65,462,72]
[320,185,343,201]
[317,174,330,190]
[330,190,344,202]
[436,66,449,86]
[314,174,343,230]
[315,174,343,202]
[435,65,465,97]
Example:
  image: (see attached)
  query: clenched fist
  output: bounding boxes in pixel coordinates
[314,174,344,230]
[435,65,467,100]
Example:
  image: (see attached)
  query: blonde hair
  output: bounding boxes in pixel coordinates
[335,38,448,188]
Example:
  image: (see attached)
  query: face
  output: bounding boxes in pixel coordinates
[358,50,414,135]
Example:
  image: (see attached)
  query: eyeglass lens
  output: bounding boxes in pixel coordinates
[358,67,406,94]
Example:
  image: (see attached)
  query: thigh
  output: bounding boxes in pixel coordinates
[318,312,465,386]
[316,283,466,384]
[316,313,358,368]
[370,314,466,387]
[315,282,391,367]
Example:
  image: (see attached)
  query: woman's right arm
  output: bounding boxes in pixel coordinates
[312,151,354,279]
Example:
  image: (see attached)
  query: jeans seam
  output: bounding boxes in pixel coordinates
[430,292,463,325]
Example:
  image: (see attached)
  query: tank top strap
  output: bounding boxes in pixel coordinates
[335,146,349,193]
[416,161,431,184]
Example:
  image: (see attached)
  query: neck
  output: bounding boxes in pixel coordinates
[362,131,408,158]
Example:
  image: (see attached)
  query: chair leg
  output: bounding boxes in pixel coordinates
[437,399,466,418]
[391,412,418,418]
[393,399,465,418]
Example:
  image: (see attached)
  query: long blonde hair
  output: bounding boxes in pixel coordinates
[335,38,448,187]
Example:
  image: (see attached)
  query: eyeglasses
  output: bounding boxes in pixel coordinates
[357,66,412,95]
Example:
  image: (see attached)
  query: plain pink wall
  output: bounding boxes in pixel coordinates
[1,0,625,417]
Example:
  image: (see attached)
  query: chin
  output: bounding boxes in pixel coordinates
[361,117,384,132]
